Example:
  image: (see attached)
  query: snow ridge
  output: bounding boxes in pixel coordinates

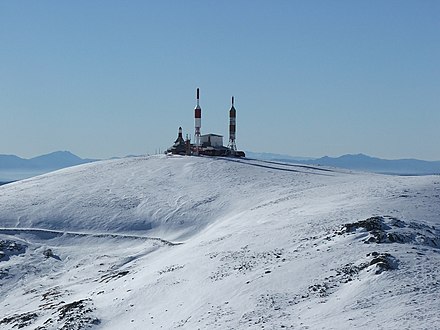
[0,155,439,329]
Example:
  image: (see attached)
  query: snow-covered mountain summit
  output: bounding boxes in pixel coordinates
[0,155,439,329]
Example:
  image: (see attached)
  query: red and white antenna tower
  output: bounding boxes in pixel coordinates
[194,88,202,154]
[228,96,237,152]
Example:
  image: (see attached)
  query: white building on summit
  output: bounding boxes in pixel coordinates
[200,134,223,148]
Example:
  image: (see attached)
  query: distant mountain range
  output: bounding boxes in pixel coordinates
[244,152,315,162]
[246,152,440,175]
[0,151,96,170]
[0,151,97,182]
[305,154,440,175]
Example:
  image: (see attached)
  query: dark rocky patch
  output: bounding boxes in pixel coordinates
[0,240,26,262]
[339,216,440,248]
[0,311,38,328]
[41,286,64,302]
[43,249,54,258]
[39,287,69,311]
[42,248,61,261]
[308,283,329,296]
[99,270,129,283]
[367,252,398,274]
[341,216,390,233]
[0,268,11,280]
[31,299,100,330]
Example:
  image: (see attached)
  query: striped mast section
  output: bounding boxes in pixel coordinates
[194,88,202,155]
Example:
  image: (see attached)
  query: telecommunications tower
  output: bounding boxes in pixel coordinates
[228,96,237,152]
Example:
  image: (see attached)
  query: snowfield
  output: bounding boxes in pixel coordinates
[0,155,439,329]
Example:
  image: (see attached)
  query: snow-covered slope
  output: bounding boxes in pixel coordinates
[0,155,439,329]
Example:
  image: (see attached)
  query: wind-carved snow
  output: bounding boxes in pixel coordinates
[0,155,439,329]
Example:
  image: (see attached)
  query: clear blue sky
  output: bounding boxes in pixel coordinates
[1,1,439,160]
